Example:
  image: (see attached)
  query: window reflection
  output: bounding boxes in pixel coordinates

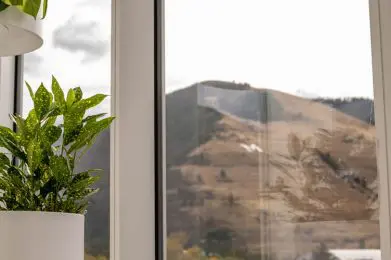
[165,1,379,260]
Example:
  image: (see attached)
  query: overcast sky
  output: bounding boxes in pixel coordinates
[24,0,374,113]
[165,0,374,97]
[23,0,111,114]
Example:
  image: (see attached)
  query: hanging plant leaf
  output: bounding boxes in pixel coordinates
[2,0,22,5]
[0,0,49,20]
[17,0,42,19]
[0,2,9,11]
[41,0,47,18]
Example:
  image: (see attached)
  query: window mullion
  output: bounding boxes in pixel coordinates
[370,0,391,259]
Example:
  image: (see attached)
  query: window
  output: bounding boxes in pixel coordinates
[23,1,111,259]
[164,1,380,259]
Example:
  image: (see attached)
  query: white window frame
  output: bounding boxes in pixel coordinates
[371,0,391,258]
[113,0,391,259]
[112,0,158,259]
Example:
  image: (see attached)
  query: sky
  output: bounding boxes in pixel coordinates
[23,0,375,114]
[23,0,111,114]
[165,0,374,97]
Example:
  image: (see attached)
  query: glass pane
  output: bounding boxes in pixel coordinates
[165,1,380,259]
[23,1,111,259]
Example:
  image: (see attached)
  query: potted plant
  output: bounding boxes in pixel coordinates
[0,76,114,260]
[0,0,48,56]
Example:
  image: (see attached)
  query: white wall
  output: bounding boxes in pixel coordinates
[0,57,15,128]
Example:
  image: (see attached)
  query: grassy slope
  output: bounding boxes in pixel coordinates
[166,84,379,258]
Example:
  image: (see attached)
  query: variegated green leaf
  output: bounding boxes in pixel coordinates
[10,114,25,134]
[34,83,51,120]
[25,110,38,133]
[25,81,35,100]
[7,166,25,187]
[82,113,107,124]
[49,156,69,182]
[73,87,83,102]
[10,114,32,146]
[51,76,66,112]
[69,171,100,194]
[42,115,57,129]
[0,126,26,161]
[2,0,22,5]
[69,117,115,153]
[42,125,61,145]
[0,153,10,168]
[17,0,42,19]
[73,94,108,112]
[0,76,114,213]
[27,138,42,171]
[66,88,76,108]
[63,114,83,145]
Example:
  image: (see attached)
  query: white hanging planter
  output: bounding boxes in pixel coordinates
[0,211,84,260]
[0,6,43,56]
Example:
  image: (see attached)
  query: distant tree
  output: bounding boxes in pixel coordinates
[220,169,228,180]
[359,238,366,249]
[227,192,236,207]
[275,176,285,190]
[179,187,197,207]
[245,253,276,260]
[201,228,246,257]
[182,246,207,260]
[197,174,204,184]
[312,243,340,260]
[312,97,375,125]
[167,232,188,260]
[218,169,232,182]
[85,254,108,260]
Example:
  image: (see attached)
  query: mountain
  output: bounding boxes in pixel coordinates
[314,97,375,125]
[83,81,379,259]
[77,130,110,256]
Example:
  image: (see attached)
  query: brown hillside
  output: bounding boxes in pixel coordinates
[166,83,379,259]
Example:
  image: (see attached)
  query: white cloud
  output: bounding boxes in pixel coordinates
[53,18,109,62]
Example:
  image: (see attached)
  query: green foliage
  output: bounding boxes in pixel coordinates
[217,169,230,182]
[201,228,247,258]
[312,243,340,260]
[0,0,48,19]
[85,254,108,260]
[0,76,114,214]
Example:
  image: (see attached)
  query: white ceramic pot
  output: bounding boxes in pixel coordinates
[0,6,43,56]
[0,211,84,260]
